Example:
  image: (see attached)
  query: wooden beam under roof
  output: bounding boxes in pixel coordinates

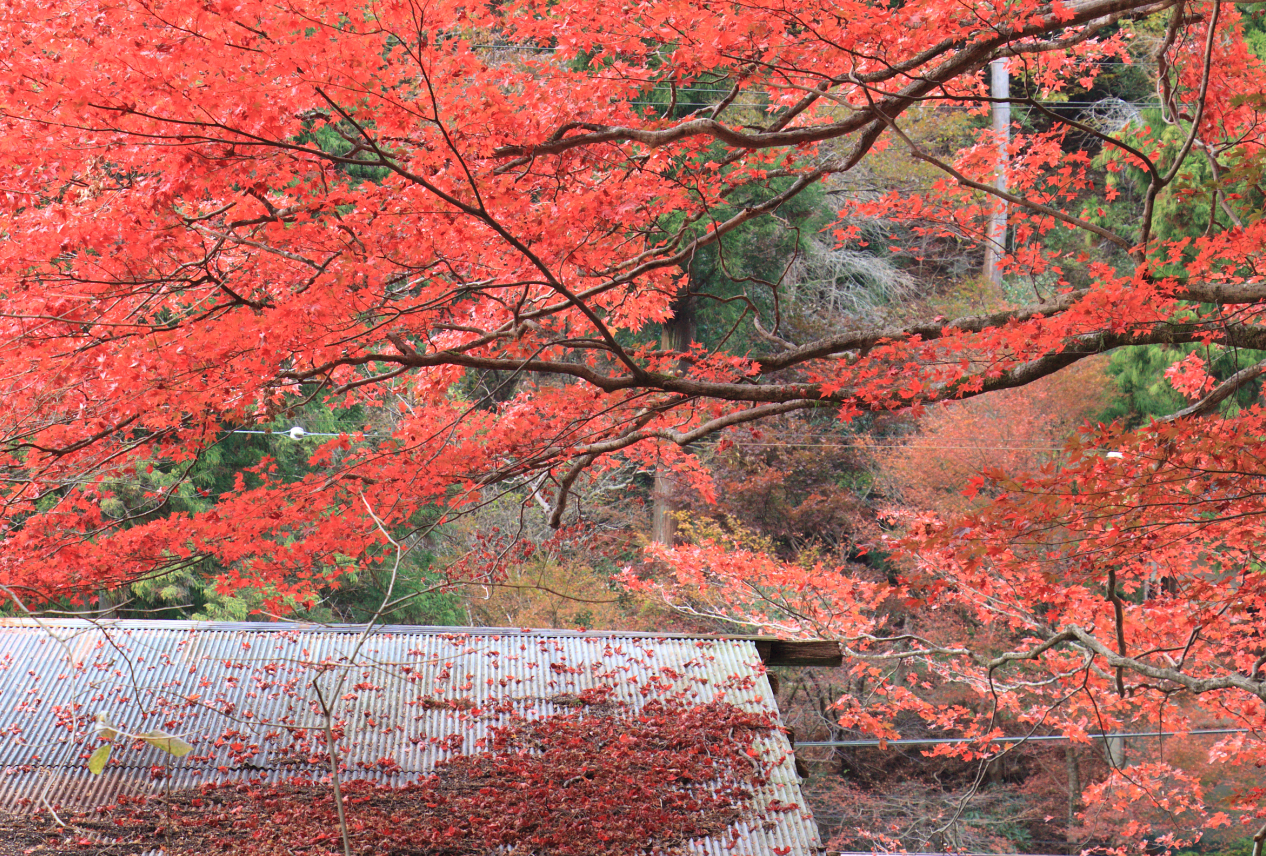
[751,638,842,667]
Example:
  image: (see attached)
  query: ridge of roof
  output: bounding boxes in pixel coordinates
[0,617,736,637]
[0,619,845,667]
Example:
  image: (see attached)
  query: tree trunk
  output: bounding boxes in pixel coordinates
[1066,746,1081,845]
[97,588,117,618]
[651,293,696,545]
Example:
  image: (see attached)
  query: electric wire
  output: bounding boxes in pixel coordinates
[231,430,1093,454]
[795,727,1250,748]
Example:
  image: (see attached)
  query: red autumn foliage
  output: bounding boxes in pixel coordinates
[1,701,777,856]
[0,0,1259,609]
[3,0,1266,847]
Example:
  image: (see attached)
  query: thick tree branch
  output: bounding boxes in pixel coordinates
[493,0,1178,166]
[992,626,1266,700]
[1159,357,1266,423]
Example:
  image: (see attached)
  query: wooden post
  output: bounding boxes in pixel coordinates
[1103,734,1126,769]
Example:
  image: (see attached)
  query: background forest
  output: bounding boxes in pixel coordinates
[4,0,1266,852]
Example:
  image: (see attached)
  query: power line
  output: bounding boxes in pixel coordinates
[466,42,1148,69]
[736,442,1065,450]
[230,428,345,438]
[795,727,1250,748]
[230,431,1080,453]
[834,852,1070,856]
[229,430,1085,454]
[463,46,1158,110]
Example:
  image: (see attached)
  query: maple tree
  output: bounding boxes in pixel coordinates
[5,0,1266,847]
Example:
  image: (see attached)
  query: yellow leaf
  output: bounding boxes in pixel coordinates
[87,744,112,775]
[141,731,194,758]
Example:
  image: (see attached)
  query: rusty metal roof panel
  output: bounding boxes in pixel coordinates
[0,619,822,855]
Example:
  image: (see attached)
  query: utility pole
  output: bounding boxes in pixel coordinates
[983,57,1010,288]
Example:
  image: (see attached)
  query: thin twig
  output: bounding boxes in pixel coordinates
[312,679,353,856]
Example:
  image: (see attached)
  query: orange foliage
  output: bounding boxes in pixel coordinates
[879,358,1114,516]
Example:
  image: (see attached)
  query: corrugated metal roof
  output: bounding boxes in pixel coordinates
[0,619,822,855]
